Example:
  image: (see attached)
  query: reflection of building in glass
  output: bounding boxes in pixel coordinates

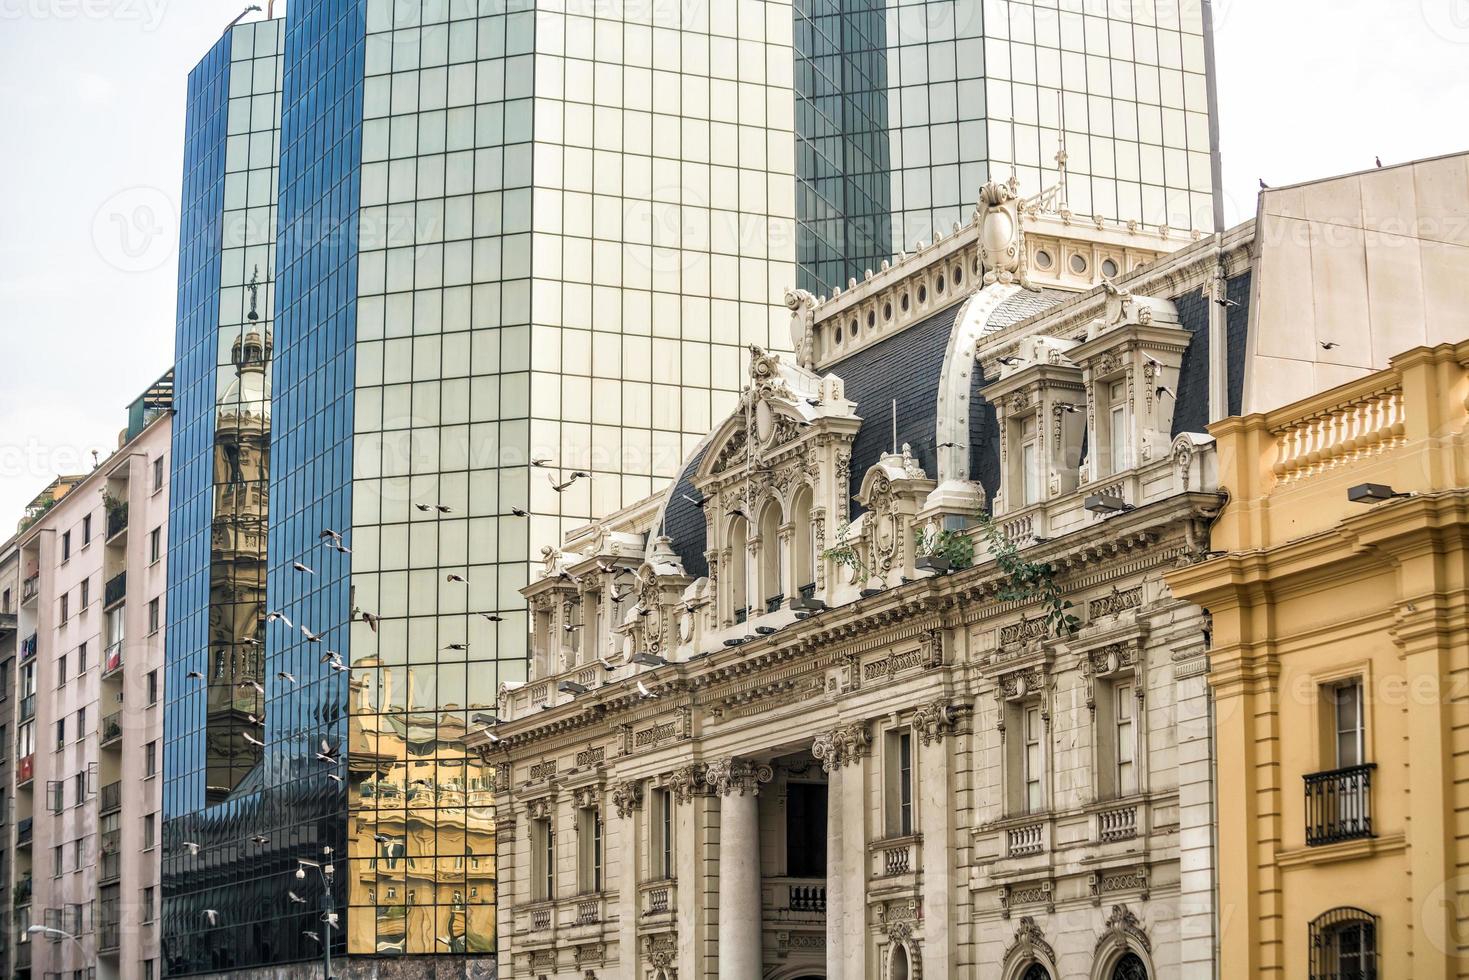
[206,299,269,802]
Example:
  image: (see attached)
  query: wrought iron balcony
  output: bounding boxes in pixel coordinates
[104,571,126,608]
[1304,763,1376,846]
[18,694,34,722]
[102,641,124,677]
[101,710,123,746]
[105,502,129,541]
[17,817,32,846]
[100,780,122,813]
[765,593,785,613]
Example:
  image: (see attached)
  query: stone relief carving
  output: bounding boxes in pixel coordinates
[703,758,774,797]
[913,698,960,745]
[611,780,644,819]
[811,722,872,772]
[666,764,709,804]
[1003,915,1056,963]
[1094,903,1153,958]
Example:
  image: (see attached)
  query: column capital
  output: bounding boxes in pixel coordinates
[611,779,643,818]
[704,758,773,797]
[812,721,872,772]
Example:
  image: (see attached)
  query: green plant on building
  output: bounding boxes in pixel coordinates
[975,512,1080,638]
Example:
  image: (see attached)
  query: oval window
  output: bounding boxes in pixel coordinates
[1102,258,1120,279]
[1035,249,1054,270]
[1070,253,1089,274]
[936,274,946,293]
[917,285,927,304]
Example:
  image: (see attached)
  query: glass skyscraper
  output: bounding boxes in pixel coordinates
[162,1,1217,975]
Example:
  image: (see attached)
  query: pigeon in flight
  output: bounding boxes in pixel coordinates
[277,671,297,684]
[531,457,553,468]
[1320,341,1340,350]
[446,573,468,584]
[444,642,470,651]
[300,625,322,643]
[242,730,264,747]
[250,834,269,844]
[292,561,314,575]
[288,891,307,904]
[203,910,220,926]
[479,612,504,623]
[182,841,201,854]
[359,610,379,633]
[316,740,339,763]
[637,680,658,699]
[265,611,293,628]
[303,930,320,943]
[1155,385,1176,401]
[509,507,529,518]
[681,493,708,509]
[186,670,204,681]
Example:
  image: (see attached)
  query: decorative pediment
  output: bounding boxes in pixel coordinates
[1094,903,1152,959]
[1002,915,1056,966]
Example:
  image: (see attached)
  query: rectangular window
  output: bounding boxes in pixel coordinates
[884,729,915,837]
[1333,680,1364,768]
[143,959,155,980]
[76,707,86,737]
[147,669,159,705]
[578,807,603,893]
[80,578,89,608]
[77,642,87,674]
[898,731,914,836]
[152,455,164,490]
[1024,705,1044,813]
[653,787,674,878]
[142,886,155,922]
[149,528,161,563]
[47,780,62,813]
[143,813,156,850]
[61,531,71,561]
[1020,416,1040,506]
[57,655,67,687]
[59,593,69,624]
[148,598,160,634]
[74,771,86,807]
[145,741,157,777]
[1115,682,1137,796]
[55,719,65,750]
[82,514,92,544]
[1107,381,1129,474]
[53,844,63,878]
[72,838,81,872]
[532,817,554,901]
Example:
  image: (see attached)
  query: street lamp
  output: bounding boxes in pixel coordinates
[27,924,84,971]
[298,848,337,978]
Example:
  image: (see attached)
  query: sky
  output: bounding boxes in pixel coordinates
[0,0,1465,527]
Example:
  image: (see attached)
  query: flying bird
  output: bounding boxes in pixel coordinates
[550,473,587,492]
[1155,385,1177,401]
[327,659,348,673]
[203,910,220,926]
[242,730,264,747]
[326,773,343,783]
[479,612,504,623]
[1057,404,1079,414]
[303,930,321,943]
[996,356,1020,367]
[265,611,293,628]
[316,740,339,763]
[300,625,322,643]
[597,656,617,671]
[288,891,307,904]
[241,679,265,694]
[563,623,582,632]
[1214,296,1239,309]
[937,442,959,449]
[727,506,749,520]
[509,507,529,518]
[637,680,659,699]
[359,610,379,632]
[531,456,553,468]
[182,841,201,854]
[446,573,468,584]
[596,560,619,574]
[292,561,314,575]
[277,671,297,684]
[444,642,470,651]
[319,529,349,553]
[186,670,204,681]
[610,588,634,603]
[1320,341,1340,350]
[250,834,269,844]
[681,493,709,509]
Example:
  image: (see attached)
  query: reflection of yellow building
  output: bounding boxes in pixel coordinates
[1167,342,1469,979]
[207,311,270,801]
[345,660,496,956]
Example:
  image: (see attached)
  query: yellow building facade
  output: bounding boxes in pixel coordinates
[1168,341,1469,979]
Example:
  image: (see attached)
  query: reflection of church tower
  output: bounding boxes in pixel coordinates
[206,267,272,802]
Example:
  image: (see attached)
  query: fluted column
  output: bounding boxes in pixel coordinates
[706,758,771,978]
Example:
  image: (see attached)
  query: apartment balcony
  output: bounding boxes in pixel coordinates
[0,611,16,637]
[105,503,129,542]
[13,876,31,906]
[99,780,121,814]
[21,575,38,606]
[870,834,923,880]
[101,711,123,748]
[102,640,124,677]
[98,922,120,952]
[763,877,827,922]
[14,939,28,969]
[1305,763,1376,846]
[104,572,126,609]
[16,754,34,787]
[18,694,34,723]
[638,878,676,926]
[16,817,32,846]
[20,632,36,661]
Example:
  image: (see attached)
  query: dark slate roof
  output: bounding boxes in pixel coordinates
[969,363,1002,501]
[661,441,710,579]
[1170,270,1252,437]
[829,301,963,516]
[987,287,1074,332]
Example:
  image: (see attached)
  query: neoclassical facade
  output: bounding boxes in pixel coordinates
[473,177,1256,980]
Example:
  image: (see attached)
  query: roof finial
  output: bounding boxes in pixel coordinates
[247,265,261,323]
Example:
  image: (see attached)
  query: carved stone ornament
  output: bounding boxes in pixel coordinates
[525,797,553,822]
[1004,915,1056,966]
[913,698,959,745]
[784,287,818,368]
[611,780,644,819]
[703,758,774,797]
[666,764,709,804]
[1094,904,1153,959]
[642,932,678,969]
[977,177,1031,288]
[571,785,602,810]
[811,722,872,772]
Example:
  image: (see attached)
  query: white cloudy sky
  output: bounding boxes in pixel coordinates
[0,0,1465,527]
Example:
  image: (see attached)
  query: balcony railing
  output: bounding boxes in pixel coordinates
[1097,803,1139,842]
[765,593,784,614]
[101,711,123,746]
[1305,763,1376,846]
[105,503,129,540]
[17,754,34,785]
[13,877,31,905]
[789,882,826,913]
[100,780,122,813]
[102,641,124,677]
[19,694,34,722]
[17,817,32,846]
[21,575,38,605]
[1007,821,1046,857]
[21,632,36,660]
[639,879,675,918]
[104,572,127,608]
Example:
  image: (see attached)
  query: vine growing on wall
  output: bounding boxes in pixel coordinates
[975,512,1080,638]
[914,526,976,570]
[821,521,872,586]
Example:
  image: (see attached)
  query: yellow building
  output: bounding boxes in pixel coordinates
[1167,341,1469,979]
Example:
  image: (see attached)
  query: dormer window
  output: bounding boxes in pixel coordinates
[729,515,750,624]
[1019,416,1041,506]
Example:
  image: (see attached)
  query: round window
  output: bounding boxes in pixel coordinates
[917,285,927,304]
[936,274,945,293]
[884,302,893,321]
[900,293,910,312]
[850,317,859,338]
[1102,258,1120,279]
[1070,253,1089,275]
[953,266,963,285]
[867,310,876,329]
[1035,249,1054,270]
[834,326,843,344]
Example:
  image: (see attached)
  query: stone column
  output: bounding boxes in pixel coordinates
[823,758,846,979]
[706,758,771,978]
[815,724,872,980]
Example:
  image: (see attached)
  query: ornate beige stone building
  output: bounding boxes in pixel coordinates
[470,154,1467,978]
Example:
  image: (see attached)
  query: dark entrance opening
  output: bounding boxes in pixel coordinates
[786,781,827,877]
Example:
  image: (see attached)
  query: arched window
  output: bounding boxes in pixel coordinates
[791,486,814,601]
[1111,953,1148,980]
[889,943,911,980]
[758,501,783,613]
[1022,965,1053,980]
[729,516,750,624]
[1310,907,1378,979]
